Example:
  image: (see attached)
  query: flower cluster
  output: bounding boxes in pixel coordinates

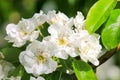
[4,10,102,80]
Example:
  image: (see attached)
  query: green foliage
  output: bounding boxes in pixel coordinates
[102,9,120,50]
[1,47,21,63]
[86,0,117,34]
[21,70,30,80]
[40,23,50,37]
[59,57,73,73]
[43,71,74,80]
[72,60,98,80]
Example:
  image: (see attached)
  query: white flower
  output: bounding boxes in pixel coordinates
[18,18,39,41]
[4,24,25,47]
[0,60,15,80]
[5,18,39,47]
[47,10,70,25]
[74,11,85,30]
[45,23,78,59]
[71,30,102,66]
[30,76,45,80]
[32,11,47,27]
[79,34,101,66]
[19,40,57,76]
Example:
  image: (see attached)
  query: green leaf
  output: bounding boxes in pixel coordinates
[102,9,120,50]
[59,57,73,73]
[44,71,74,80]
[86,0,117,34]
[72,60,98,80]
[21,70,30,80]
[1,47,22,63]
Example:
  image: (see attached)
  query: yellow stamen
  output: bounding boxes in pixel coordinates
[83,46,90,54]
[58,38,67,46]
[37,54,46,63]
[20,30,27,36]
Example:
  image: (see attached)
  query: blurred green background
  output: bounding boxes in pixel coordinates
[0,0,120,80]
[1,0,101,48]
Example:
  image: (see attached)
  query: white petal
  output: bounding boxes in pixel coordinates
[30,76,45,80]
[6,24,19,38]
[47,10,57,24]
[45,58,57,74]
[65,47,78,57]
[54,50,68,59]
[12,40,26,47]
[18,18,35,33]
[48,24,59,35]
[29,31,39,42]
[32,11,47,26]
[74,11,85,29]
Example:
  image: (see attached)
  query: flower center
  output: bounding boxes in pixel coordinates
[37,54,46,63]
[75,48,80,54]
[58,38,67,46]
[82,46,90,54]
[49,19,56,24]
[20,30,27,36]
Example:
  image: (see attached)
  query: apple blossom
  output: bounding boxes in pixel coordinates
[45,23,78,59]
[4,18,39,47]
[19,40,57,76]
[70,30,102,66]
